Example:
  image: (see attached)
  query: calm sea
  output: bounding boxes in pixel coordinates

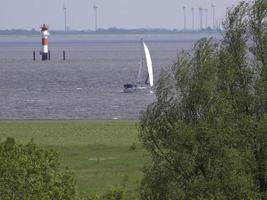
[0,33,221,120]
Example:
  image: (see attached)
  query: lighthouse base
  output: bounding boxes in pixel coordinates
[42,53,48,61]
[41,51,50,61]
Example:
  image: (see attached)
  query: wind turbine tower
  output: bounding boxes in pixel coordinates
[182,6,186,30]
[204,8,208,29]
[199,7,203,30]
[211,3,215,29]
[63,3,67,31]
[191,7,195,30]
[93,4,98,31]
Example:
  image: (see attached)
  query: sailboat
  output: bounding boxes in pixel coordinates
[123,38,153,93]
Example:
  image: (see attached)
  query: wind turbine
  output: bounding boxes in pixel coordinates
[211,3,215,29]
[182,6,186,30]
[191,7,195,30]
[93,3,98,31]
[199,7,203,30]
[63,3,67,31]
[204,8,208,29]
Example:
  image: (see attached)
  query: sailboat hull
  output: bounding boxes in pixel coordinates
[123,84,151,93]
[123,84,136,93]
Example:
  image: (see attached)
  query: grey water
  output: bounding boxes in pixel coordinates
[0,33,221,120]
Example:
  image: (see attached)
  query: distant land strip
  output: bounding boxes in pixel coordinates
[0,27,222,35]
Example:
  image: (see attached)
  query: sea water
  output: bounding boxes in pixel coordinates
[0,33,221,119]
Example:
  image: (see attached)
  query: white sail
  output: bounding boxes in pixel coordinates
[143,42,153,87]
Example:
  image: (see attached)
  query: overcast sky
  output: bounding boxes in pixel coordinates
[0,0,243,30]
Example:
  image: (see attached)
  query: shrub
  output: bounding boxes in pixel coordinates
[0,137,80,200]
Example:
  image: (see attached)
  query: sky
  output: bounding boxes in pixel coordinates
[0,0,243,30]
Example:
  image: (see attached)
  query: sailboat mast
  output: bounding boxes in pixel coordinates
[136,38,144,85]
[141,38,144,70]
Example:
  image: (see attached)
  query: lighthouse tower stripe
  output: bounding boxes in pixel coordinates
[42,30,49,36]
[42,38,48,45]
[41,24,49,55]
[42,45,48,53]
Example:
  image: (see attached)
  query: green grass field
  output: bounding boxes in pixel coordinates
[0,120,147,199]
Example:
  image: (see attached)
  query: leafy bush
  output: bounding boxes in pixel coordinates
[0,137,80,200]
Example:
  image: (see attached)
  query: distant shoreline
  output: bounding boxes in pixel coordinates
[0,28,222,36]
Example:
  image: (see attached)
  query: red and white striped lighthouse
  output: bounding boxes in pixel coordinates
[40,24,50,60]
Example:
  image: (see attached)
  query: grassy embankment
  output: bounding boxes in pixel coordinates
[0,120,146,199]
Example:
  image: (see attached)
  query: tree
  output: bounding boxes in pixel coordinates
[139,1,267,199]
[249,0,267,198]
[0,137,80,200]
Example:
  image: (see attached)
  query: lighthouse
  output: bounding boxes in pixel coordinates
[41,24,50,60]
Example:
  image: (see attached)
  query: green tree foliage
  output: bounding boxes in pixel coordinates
[0,137,80,200]
[139,1,267,199]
